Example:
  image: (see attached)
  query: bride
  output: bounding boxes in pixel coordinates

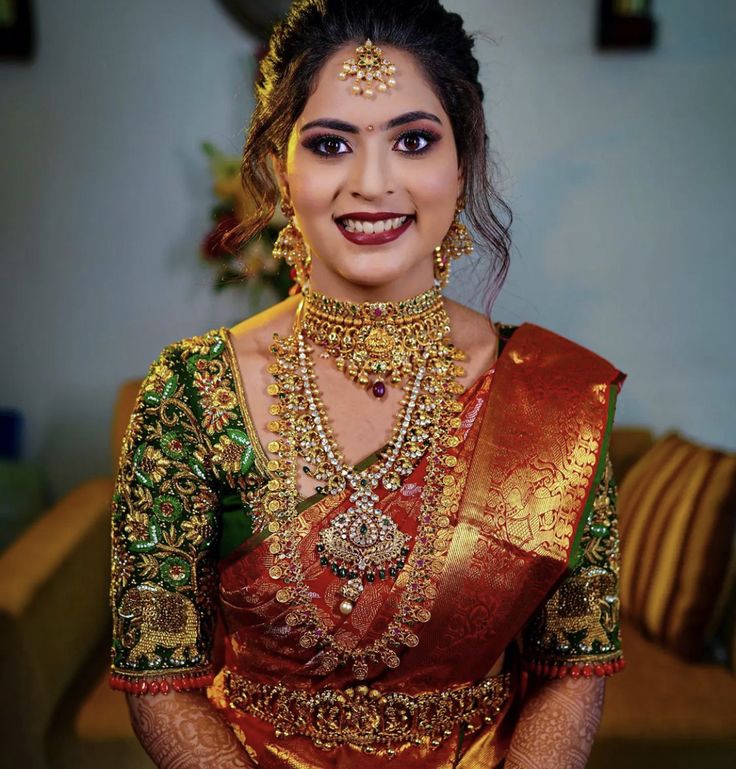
[109,2,626,767]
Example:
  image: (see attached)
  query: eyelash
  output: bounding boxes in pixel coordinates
[303,129,440,158]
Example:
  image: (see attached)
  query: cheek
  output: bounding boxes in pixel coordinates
[287,165,340,250]
[284,141,338,216]
[414,173,457,208]
[405,156,460,237]
[288,171,334,215]
[405,143,459,205]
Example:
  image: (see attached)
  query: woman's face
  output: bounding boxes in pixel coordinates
[276,43,462,301]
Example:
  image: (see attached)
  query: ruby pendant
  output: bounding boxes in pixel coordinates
[371,380,386,398]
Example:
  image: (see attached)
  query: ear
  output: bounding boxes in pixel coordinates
[456,164,465,202]
[269,152,290,204]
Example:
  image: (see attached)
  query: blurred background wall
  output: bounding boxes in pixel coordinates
[0,0,734,500]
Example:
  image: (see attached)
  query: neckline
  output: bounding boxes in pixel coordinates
[222,321,514,505]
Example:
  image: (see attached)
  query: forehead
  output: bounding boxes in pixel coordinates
[296,43,447,128]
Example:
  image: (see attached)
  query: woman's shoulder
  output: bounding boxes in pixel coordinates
[144,328,230,377]
[145,294,299,373]
[443,299,501,382]
[228,295,301,359]
[492,320,625,387]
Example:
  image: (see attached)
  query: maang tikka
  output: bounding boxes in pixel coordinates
[272,200,311,290]
[338,39,397,99]
[434,200,473,288]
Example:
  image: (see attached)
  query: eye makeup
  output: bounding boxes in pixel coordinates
[301,134,352,157]
[392,128,441,156]
[301,126,442,158]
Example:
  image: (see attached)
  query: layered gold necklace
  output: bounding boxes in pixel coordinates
[262,287,466,679]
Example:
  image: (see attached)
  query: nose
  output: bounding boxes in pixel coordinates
[348,144,394,200]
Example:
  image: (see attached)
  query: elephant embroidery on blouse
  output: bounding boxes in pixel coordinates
[535,567,616,652]
[118,582,200,666]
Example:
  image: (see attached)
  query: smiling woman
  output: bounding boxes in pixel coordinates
[109,2,627,768]
[275,45,463,296]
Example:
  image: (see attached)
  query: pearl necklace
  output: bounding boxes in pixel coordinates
[297,331,425,613]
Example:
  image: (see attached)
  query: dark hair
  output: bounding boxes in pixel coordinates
[228,0,512,307]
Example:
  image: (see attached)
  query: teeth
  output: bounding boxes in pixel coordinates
[342,216,408,234]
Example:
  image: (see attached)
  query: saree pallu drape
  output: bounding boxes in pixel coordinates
[206,323,626,768]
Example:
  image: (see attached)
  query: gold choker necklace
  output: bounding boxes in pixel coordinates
[300,285,450,398]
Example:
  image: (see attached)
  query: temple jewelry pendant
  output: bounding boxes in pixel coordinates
[317,505,411,615]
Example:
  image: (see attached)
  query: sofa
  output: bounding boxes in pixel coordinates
[0,382,734,769]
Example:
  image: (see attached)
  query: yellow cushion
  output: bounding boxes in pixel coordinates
[608,427,655,482]
[599,617,736,739]
[617,433,736,659]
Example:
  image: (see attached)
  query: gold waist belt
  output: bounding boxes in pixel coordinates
[223,668,512,755]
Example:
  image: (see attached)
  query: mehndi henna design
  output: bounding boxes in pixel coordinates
[505,677,605,769]
[127,691,256,769]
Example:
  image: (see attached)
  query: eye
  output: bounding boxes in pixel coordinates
[303,134,352,157]
[393,129,438,155]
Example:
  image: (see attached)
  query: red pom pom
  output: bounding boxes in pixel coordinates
[160,680,170,695]
[594,664,605,677]
[604,662,613,675]
[550,665,559,678]
[150,681,160,695]
[558,665,569,678]
[570,665,581,679]
[582,664,593,678]
[140,681,149,695]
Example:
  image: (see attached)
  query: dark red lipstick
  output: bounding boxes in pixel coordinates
[335,211,414,246]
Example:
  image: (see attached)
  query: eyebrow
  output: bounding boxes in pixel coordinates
[300,110,442,134]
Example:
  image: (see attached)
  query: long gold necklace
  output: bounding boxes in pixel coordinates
[300,285,449,397]
[262,290,467,679]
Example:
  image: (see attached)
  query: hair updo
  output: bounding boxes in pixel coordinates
[231,0,512,302]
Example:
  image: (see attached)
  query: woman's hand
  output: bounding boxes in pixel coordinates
[126,689,257,769]
[504,676,606,769]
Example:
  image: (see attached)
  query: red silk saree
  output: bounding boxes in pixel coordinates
[110,322,626,767]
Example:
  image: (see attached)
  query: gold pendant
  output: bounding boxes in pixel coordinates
[317,507,411,610]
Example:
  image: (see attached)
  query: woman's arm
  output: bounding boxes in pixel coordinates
[126,691,257,769]
[504,677,605,769]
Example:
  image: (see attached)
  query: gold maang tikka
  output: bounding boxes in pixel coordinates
[434,200,473,288]
[338,39,397,99]
[272,200,311,290]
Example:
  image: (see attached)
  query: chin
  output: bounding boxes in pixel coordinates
[308,234,434,294]
[339,259,405,282]
[335,257,426,291]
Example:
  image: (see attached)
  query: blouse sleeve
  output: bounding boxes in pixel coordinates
[521,450,625,680]
[109,342,221,695]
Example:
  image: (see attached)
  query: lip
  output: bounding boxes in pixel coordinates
[335,212,415,246]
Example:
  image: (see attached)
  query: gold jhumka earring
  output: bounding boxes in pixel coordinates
[433,200,473,288]
[272,201,311,290]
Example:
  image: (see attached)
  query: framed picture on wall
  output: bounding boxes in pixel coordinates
[0,0,35,61]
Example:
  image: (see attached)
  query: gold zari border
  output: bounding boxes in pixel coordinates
[222,668,511,754]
